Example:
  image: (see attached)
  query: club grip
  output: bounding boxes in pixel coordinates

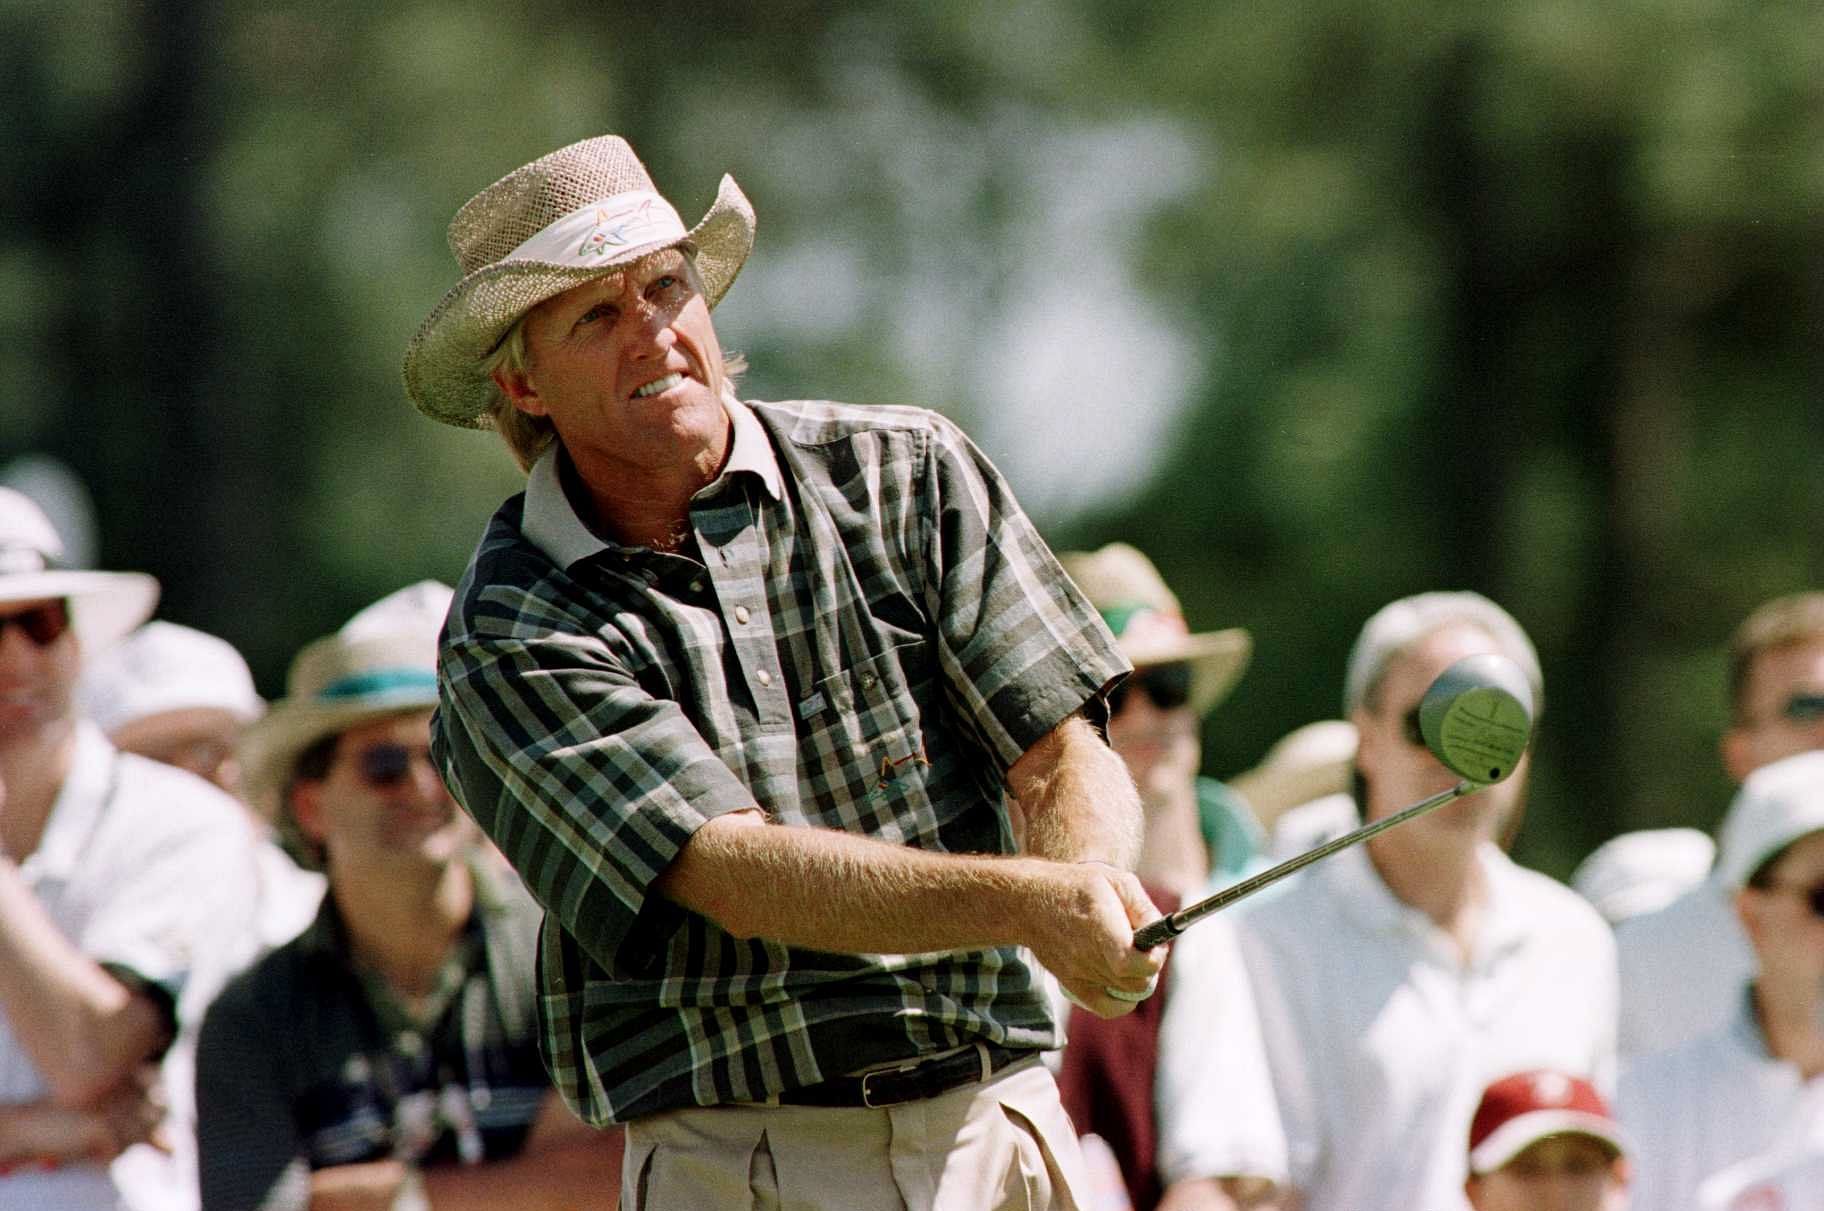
[1133,916,1179,949]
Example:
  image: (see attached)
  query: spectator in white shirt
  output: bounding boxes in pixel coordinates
[1614,591,1824,1057]
[1156,591,1617,1211]
[1618,750,1824,1211]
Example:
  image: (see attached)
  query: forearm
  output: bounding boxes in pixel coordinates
[1008,713,1142,869]
[657,812,1050,955]
[0,1102,107,1167]
[0,858,167,1104]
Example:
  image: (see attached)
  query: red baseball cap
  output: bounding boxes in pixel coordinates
[1468,1071,1628,1176]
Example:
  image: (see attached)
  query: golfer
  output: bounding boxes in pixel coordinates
[403,134,1163,1209]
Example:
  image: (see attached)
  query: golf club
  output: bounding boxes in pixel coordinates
[1132,652,1535,949]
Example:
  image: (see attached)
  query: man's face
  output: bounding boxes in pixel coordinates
[1724,637,1824,783]
[1353,624,1529,835]
[505,248,728,478]
[1467,1136,1628,1211]
[1735,829,1824,990]
[0,597,81,753]
[292,709,473,877]
[1107,663,1201,803]
[111,707,245,797]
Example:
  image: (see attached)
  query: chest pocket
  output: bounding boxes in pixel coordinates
[791,641,933,826]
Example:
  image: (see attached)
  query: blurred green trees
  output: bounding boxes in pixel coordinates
[2,0,1817,874]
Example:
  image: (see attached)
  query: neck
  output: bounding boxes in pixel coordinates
[0,722,78,861]
[331,855,474,998]
[1133,780,1209,897]
[1752,976,1824,1078]
[1366,821,1487,953]
[562,424,729,552]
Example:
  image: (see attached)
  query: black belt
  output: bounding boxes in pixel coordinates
[776,1043,1030,1109]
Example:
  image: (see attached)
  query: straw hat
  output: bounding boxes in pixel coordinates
[0,487,157,653]
[240,581,453,858]
[1057,543,1250,716]
[403,134,756,428]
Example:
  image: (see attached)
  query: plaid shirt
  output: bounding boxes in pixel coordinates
[433,398,1126,1124]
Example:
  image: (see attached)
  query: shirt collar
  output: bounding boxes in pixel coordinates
[521,396,784,571]
[1328,832,1530,962]
[27,722,116,882]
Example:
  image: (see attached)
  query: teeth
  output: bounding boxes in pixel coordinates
[633,372,683,399]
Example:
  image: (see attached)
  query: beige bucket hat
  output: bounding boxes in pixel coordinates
[240,581,453,857]
[0,487,158,653]
[1057,543,1251,716]
[403,134,756,428]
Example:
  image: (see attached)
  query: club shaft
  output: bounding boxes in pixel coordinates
[1133,780,1475,949]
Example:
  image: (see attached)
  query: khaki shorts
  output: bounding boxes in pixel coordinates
[621,1056,1089,1210]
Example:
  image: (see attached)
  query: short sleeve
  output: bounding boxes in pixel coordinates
[434,580,757,978]
[917,415,1128,770]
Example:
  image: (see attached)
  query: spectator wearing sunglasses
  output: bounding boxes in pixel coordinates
[0,488,266,1208]
[1045,544,1266,1211]
[1617,750,1824,1211]
[194,582,620,1211]
[1159,592,1617,1211]
[1614,591,1824,1059]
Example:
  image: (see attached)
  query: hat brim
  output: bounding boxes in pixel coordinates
[403,173,756,429]
[1469,1111,1628,1175]
[239,688,442,834]
[1121,628,1252,716]
[0,571,158,654]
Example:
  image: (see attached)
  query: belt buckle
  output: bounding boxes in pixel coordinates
[859,1060,920,1109]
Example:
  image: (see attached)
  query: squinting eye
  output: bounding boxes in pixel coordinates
[652,275,679,292]
[580,304,614,324]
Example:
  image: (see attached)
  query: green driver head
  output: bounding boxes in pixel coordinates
[1416,653,1536,784]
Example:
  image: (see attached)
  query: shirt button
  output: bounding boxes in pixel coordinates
[861,672,878,690]
[756,669,772,687]
[690,578,706,593]
[735,605,750,624]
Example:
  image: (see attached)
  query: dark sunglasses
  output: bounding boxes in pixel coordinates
[1108,663,1193,714]
[347,741,436,789]
[1782,693,1824,724]
[0,600,71,648]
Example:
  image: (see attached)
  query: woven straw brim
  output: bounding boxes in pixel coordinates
[1121,627,1252,716]
[403,174,755,429]
[0,571,158,654]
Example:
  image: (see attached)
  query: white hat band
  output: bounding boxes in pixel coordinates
[506,190,689,268]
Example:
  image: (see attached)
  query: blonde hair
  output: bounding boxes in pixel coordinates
[478,250,748,473]
[1728,592,1824,719]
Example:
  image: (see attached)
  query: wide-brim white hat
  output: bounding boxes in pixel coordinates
[0,487,157,653]
[403,134,756,429]
[240,581,453,862]
[1057,542,1251,716]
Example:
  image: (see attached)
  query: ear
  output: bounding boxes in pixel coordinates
[491,366,548,418]
[290,779,328,845]
[1350,703,1383,779]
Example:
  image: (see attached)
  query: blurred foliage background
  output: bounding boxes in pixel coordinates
[2,0,1818,877]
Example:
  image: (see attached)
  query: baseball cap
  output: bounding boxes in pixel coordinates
[1467,1070,1627,1176]
[1715,750,1824,889]
[1570,827,1716,925]
[78,621,265,736]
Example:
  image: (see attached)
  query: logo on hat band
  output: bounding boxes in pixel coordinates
[507,191,689,268]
